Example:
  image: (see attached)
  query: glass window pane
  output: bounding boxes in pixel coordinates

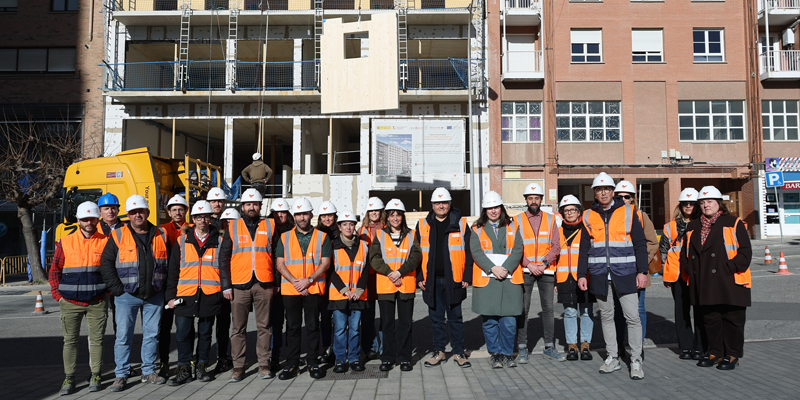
[573,129,586,141]
[607,129,620,141]
[693,30,705,42]
[788,128,798,140]
[586,55,601,62]
[587,44,600,54]
[731,128,744,140]
[708,55,723,62]
[529,102,541,114]
[557,129,570,141]
[713,115,727,127]
[556,102,570,114]
[516,130,527,141]
[729,115,743,127]
[18,49,47,71]
[515,102,526,114]
[694,55,707,62]
[787,101,797,113]
[572,102,587,114]
[764,128,771,141]
[530,116,541,129]
[729,100,743,113]
[68,0,79,10]
[680,116,694,127]
[606,102,620,114]
[633,54,646,62]
[572,55,584,62]
[606,116,620,128]
[571,44,583,54]
[572,116,586,128]
[556,116,570,128]
[680,129,694,140]
[590,116,603,128]
[713,128,727,140]
[529,129,541,141]
[762,100,770,113]
[588,102,603,114]
[502,117,511,129]
[693,43,705,54]
[775,128,786,140]
[772,101,784,113]
[678,101,693,114]
[774,115,785,127]
[0,49,16,71]
[763,115,770,127]
[788,115,797,127]
[590,129,604,141]
[648,55,662,62]
[53,0,66,11]
[695,101,710,114]
[695,116,709,127]
[708,30,720,42]
[696,129,710,140]
[516,116,527,129]
[501,130,511,142]
[501,102,513,114]
[711,101,727,113]
[708,43,721,54]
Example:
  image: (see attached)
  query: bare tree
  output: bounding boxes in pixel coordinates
[0,114,84,283]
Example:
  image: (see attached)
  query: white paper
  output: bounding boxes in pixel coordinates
[481,254,509,278]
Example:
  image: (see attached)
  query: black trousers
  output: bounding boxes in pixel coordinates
[215,300,231,361]
[319,296,333,350]
[379,296,414,364]
[672,279,705,353]
[700,304,746,358]
[159,307,174,364]
[283,294,321,367]
[175,315,215,365]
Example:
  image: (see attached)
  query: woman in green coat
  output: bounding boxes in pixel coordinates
[469,191,524,368]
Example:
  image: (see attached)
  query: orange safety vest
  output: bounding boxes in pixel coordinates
[280,228,328,295]
[59,230,108,301]
[555,226,582,284]
[160,221,186,245]
[662,220,688,284]
[685,217,751,288]
[329,240,369,301]
[111,225,169,293]
[470,221,523,287]
[229,218,274,284]
[514,212,557,273]
[418,217,468,282]
[375,229,418,294]
[176,233,221,297]
[358,223,383,247]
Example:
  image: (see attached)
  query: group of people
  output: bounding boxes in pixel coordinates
[49,170,752,396]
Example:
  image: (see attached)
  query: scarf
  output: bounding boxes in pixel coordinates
[699,211,723,245]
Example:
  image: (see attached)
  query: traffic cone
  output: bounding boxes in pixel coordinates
[776,252,794,275]
[31,291,48,316]
[764,246,773,264]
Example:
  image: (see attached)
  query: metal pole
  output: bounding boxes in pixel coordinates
[468,2,477,216]
[776,186,784,242]
[765,0,771,73]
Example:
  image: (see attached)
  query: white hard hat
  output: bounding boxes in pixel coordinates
[192,200,213,215]
[292,197,314,214]
[76,201,101,219]
[166,195,189,209]
[252,152,261,161]
[482,191,503,208]
[241,188,262,203]
[221,208,241,220]
[591,172,615,189]
[206,187,226,201]
[522,183,544,197]
[337,210,357,223]
[385,198,406,212]
[615,180,635,195]
[318,201,337,215]
[366,197,385,211]
[270,198,290,212]
[125,195,149,213]
[431,187,452,202]
[559,195,581,208]
[679,187,699,202]
[697,186,723,200]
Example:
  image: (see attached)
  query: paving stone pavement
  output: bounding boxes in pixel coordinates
[5,339,798,400]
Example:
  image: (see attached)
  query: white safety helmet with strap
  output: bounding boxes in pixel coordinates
[252,152,262,161]
[697,186,723,200]
[125,195,149,213]
[385,198,406,212]
[192,200,213,215]
[337,210,357,223]
[292,197,314,214]
[482,191,503,208]
[559,195,581,209]
[614,180,635,195]
[679,188,699,202]
[591,172,615,189]
[207,187,226,201]
[221,208,241,220]
[318,201,337,215]
[366,197,385,211]
[241,188,262,203]
[77,202,101,219]
[431,187,452,202]
[522,183,544,197]
[166,195,189,209]
[270,198,290,212]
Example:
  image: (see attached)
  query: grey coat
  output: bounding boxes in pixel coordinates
[469,223,524,317]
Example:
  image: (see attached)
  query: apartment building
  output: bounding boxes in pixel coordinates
[488,0,760,231]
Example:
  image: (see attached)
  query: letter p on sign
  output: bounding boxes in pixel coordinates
[766,171,785,188]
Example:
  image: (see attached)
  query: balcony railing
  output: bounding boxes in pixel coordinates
[503,50,542,74]
[759,0,800,13]
[760,50,800,77]
[403,59,469,90]
[504,0,539,9]
[235,60,317,90]
[110,0,472,11]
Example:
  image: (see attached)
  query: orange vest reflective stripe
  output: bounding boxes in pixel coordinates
[111,225,169,293]
[514,212,556,273]
[662,220,688,284]
[59,230,108,301]
[375,229,417,294]
[470,221,523,287]
[358,224,384,247]
[418,218,467,282]
[329,240,369,301]
[280,228,328,295]
[685,217,751,288]
[176,234,221,296]
[582,205,636,276]
[229,218,274,284]
[555,226,582,284]
[160,221,186,245]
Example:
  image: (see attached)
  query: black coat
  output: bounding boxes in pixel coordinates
[166,226,226,318]
[681,214,752,308]
[415,207,474,307]
[100,222,169,301]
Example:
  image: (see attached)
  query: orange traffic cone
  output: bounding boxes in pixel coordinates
[764,246,773,264]
[31,291,48,315]
[776,252,794,275]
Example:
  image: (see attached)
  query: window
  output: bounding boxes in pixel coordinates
[0,48,76,73]
[678,101,744,141]
[693,29,724,62]
[52,0,78,11]
[0,0,16,12]
[763,100,799,141]
[556,101,621,142]
[501,101,542,142]
[632,29,663,62]
[571,29,602,63]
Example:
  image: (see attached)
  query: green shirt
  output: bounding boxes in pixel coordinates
[275,228,332,259]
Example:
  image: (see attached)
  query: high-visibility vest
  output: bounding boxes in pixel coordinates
[358,223,383,247]
[418,217,468,282]
[229,218,274,284]
[662,220,688,284]
[329,240,369,301]
[685,217,751,288]
[375,229,417,294]
[555,226,582,284]
[583,205,636,277]
[160,221,186,245]
[177,233,221,296]
[514,212,557,273]
[58,230,108,301]
[280,228,328,295]
[470,222,523,287]
[111,225,169,294]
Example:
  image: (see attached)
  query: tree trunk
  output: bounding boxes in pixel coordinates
[17,205,48,283]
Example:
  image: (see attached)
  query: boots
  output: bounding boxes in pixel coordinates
[566,344,579,361]
[169,365,193,386]
[580,342,593,360]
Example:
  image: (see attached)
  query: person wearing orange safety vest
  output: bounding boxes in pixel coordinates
[267,198,294,371]
[369,199,421,372]
[660,187,704,361]
[415,187,473,368]
[468,192,523,369]
[681,186,751,371]
[359,196,385,361]
[275,197,332,380]
[218,188,276,382]
[315,200,339,364]
[165,201,226,385]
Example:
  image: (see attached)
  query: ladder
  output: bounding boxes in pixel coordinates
[228,0,239,90]
[178,0,192,92]
[397,0,410,91]
[103,1,121,88]
[470,0,485,99]
[314,0,324,89]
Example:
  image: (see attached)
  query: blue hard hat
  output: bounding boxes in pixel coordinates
[98,193,120,207]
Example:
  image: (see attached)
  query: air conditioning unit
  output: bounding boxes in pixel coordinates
[784,28,795,46]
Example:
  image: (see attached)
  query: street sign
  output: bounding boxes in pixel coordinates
[766,171,785,188]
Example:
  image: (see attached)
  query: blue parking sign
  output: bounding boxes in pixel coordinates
[766,171,785,188]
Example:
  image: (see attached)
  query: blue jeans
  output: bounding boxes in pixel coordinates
[563,303,594,344]
[614,288,646,343]
[482,316,516,356]
[114,291,164,377]
[429,277,465,354]
[332,309,362,363]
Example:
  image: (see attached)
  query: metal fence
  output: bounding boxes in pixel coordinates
[235,60,317,90]
[105,61,178,90]
[185,60,228,90]
[110,0,472,11]
[404,59,469,90]
[1,255,54,286]
[761,50,800,74]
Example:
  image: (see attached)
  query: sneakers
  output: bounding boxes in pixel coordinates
[228,367,245,382]
[630,360,644,380]
[580,342,593,361]
[59,376,75,396]
[109,377,127,392]
[424,351,446,367]
[516,347,529,364]
[453,354,471,368]
[88,373,102,392]
[143,372,167,385]
[599,356,621,374]
[258,365,274,379]
[566,344,579,361]
[504,355,517,368]
[169,365,193,386]
[491,354,504,369]
[196,362,211,382]
[543,346,565,362]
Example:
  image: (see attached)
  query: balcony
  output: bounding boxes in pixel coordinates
[403,59,470,90]
[758,0,800,26]
[501,0,541,26]
[760,50,800,80]
[502,50,543,81]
